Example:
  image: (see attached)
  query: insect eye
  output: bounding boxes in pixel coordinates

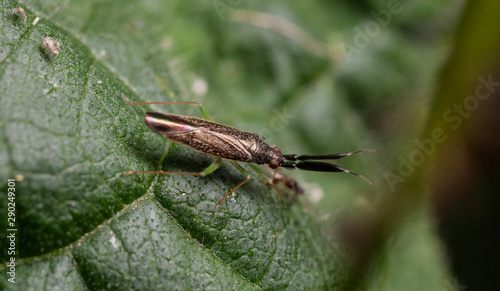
[273,146,281,154]
[269,159,279,169]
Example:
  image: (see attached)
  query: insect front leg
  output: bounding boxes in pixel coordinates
[249,164,284,201]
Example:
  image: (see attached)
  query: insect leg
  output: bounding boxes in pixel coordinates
[249,164,283,205]
[122,157,223,177]
[249,164,284,200]
[121,94,213,121]
[212,162,252,213]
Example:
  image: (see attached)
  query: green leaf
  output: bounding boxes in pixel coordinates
[0,1,339,289]
[0,0,468,290]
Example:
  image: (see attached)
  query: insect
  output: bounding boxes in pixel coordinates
[11,7,27,22]
[42,37,61,57]
[268,169,304,204]
[121,94,374,212]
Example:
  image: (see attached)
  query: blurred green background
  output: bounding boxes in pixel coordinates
[2,0,500,290]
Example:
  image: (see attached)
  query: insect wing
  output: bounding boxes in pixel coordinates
[145,112,255,162]
[174,129,256,161]
[145,112,199,135]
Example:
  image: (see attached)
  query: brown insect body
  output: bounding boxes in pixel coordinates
[121,95,373,213]
[145,112,283,165]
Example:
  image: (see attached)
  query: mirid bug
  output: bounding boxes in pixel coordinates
[121,94,374,212]
[267,169,305,204]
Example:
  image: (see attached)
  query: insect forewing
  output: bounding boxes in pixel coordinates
[144,112,261,162]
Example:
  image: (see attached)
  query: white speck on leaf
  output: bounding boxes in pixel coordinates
[109,234,119,248]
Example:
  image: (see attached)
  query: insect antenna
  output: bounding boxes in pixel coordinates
[294,161,373,185]
[284,149,375,161]
[281,149,375,185]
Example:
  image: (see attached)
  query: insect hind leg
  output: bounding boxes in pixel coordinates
[120,93,213,121]
[213,174,251,214]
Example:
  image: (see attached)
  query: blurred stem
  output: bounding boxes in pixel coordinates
[231,10,338,62]
[341,0,500,289]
